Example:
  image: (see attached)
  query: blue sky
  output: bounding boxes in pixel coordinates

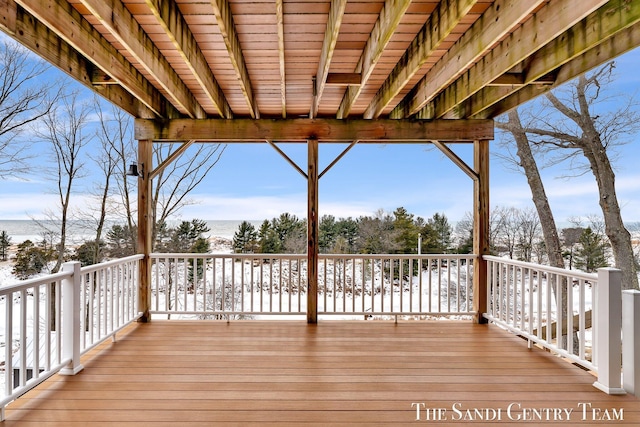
[1,41,640,225]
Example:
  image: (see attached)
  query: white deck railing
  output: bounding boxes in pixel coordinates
[0,255,142,418]
[0,251,633,413]
[483,255,598,371]
[150,253,476,319]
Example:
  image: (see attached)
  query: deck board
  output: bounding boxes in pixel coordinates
[4,321,640,426]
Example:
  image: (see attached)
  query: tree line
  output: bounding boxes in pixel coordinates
[230,206,620,272]
[232,208,454,255]
[1,203,621,279]
[6,219,211,279]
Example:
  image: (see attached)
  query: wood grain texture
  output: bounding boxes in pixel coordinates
[4,321,639,426]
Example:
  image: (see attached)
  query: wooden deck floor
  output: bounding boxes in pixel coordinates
[4,320,640,426]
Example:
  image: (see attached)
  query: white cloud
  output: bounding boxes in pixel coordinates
[0,193,60,219]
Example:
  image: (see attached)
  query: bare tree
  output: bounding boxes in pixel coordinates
[150,143,226,247]
[496,109,564,269]
[521,63,639,289]
[80,97,121,263]
[105,106,137,249]
[454,208,504,254]
[35,90,92,272]
[515,207,541,263]
[0,40,59,178]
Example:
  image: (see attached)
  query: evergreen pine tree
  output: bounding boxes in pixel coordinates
[335,217,358,253]
[105,224,137,258]
[0,230,11,261]
[258,220,280,253]
[72,240,106,266]
[574,227,608,272]
[233,221,259,253]
[428,212,453,253]
[12,240,51,279]
[319,215,337,253]
[392,207,418,253]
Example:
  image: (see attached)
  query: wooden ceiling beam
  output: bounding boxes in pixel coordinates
[453,0,640,119]
[362,0,479,119]
[77,0,206,119]
[311,0,347,118]
[326,73,362,86]
[13,0,177,119]
[144,0,233,119]
[479,18,640,119]
[0,0,159,118]
[276,0,286,118]
[421,0,608,119]
[135,118,494,142]
[211,0,259,119]
[391,0,548,119]
[336,0,411,119]
[489,73,526,86]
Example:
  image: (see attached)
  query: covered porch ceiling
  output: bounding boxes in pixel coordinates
[0,0,637,128]
[2,0,640,325]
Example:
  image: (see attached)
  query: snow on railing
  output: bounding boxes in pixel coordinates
[483,255,597,371]
[149,253,475,319]
[0,255,142,419]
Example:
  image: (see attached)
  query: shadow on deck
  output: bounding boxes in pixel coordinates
[4,321,639,426]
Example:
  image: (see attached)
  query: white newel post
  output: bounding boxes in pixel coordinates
[60,261,84,375]
[623,290,640,396]
[593,267,625,394]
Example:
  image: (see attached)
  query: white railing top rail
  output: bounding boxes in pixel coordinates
[151,252,476,259]
[80,254,143,274]
[483,255,597,281]
[0,271,72,295]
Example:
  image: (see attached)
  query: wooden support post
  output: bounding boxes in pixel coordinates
[137,140,153,322]
[307,138,319,323]
[473,140,489,324]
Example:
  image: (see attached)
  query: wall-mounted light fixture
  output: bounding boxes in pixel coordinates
[126,163,144,178]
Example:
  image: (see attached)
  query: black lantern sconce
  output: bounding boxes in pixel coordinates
[126,163,144,178]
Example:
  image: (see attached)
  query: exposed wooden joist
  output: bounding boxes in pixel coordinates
[479,18,640,119]
[422,0,608,119]
[144,0,233,118]
[135,118,494,142]
[276,0,286,118]
[326,73,362,86]
[487,73,555,87]
[362,0,479,119]
[77,0,206,119]
[468,0,640,119]
[8,0,173,118]
[391,0,548,119]
[91,69,118,85]
[489,73,526,86]
[311,0,347,118]
[211,0,259,119]
[336,0,411,119]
